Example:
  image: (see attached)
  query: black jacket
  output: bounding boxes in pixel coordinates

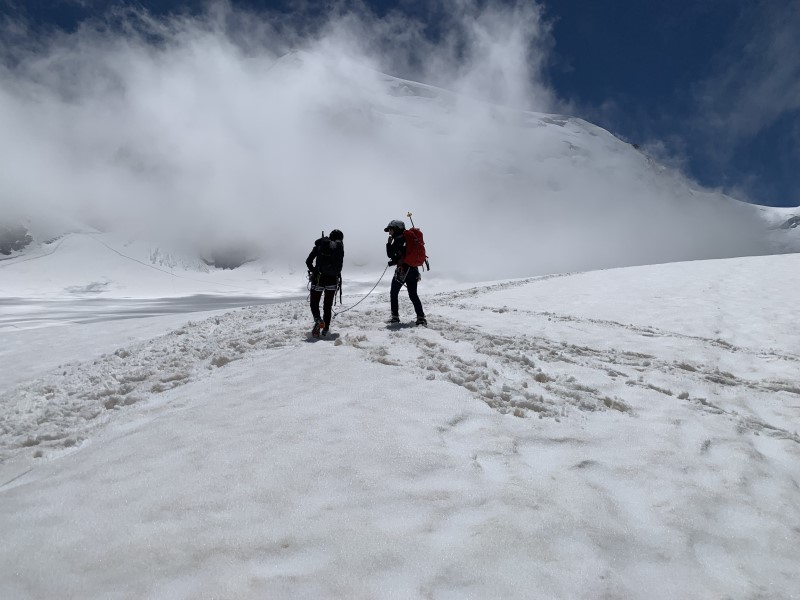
[307,237,344,276]
[386,231,406,266]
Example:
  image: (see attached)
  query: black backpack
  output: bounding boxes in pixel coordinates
[315,237,344,276]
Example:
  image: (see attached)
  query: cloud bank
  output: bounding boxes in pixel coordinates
[0,1,776,281]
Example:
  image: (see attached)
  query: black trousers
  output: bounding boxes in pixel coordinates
[310,273,338,325]
[390,266,424,318]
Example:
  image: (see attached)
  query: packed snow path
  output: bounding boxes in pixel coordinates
[3,260,798,461]
[1,254,799,599]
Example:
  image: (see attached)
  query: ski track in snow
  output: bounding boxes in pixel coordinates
[2,279,799,463]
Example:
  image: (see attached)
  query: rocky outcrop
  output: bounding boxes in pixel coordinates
[779,215,800,229]
[0,225,33,255]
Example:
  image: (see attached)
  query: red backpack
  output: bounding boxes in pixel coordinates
[402,227,426,268]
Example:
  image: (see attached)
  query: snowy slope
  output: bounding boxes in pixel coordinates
[0,231,306,299]
[1,253,798,599]
[754,205,800,253]
[755,204,800,227]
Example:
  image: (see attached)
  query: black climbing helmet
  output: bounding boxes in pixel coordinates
[383,219,405,232]
[329,229,344,241]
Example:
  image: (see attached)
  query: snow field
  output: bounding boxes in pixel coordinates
[1,253,799,598]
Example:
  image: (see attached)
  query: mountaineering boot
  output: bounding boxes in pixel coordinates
[416,316,427,327]
[389,315,400,324]
[312,318,324,338]
[321,324,330,336]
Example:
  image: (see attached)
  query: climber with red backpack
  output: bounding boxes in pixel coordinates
[384,215,427,326]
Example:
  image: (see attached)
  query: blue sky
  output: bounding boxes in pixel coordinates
[543,0,800,208]
[2,0,798,207]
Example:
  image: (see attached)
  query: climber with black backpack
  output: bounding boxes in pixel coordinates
[384,216,427,326]
[306,229,344,337]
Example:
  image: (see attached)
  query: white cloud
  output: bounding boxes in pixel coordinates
[0,1,777,281]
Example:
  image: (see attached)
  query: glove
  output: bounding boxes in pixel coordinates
[388,260,395,266]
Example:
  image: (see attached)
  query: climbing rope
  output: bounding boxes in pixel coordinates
[331,264,390,320]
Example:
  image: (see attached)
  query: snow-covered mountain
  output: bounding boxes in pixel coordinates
[755,205,800,228]
[0,231,308,300]
[0,204,93,258]
[2,48,798,289]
